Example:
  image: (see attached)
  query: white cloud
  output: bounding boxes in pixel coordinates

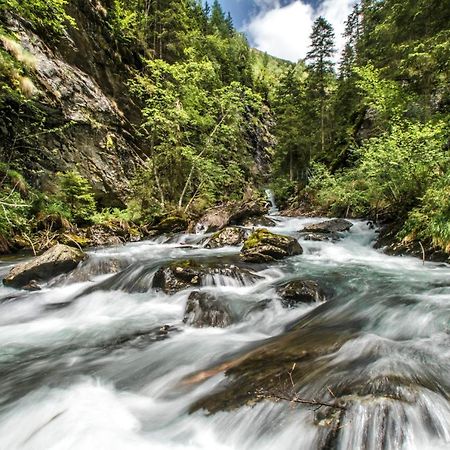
[246,1,314,62]
[245,0,355,62]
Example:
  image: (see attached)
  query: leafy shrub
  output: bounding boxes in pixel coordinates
[1,0,75,35]
[54,171,97,224]
[307,120,448,219]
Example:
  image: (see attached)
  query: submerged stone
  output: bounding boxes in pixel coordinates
[183,291,233,328]
[240,229,303,263]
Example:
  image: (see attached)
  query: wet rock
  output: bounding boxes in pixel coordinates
[183,291,233,328]
[242,216,277,228]
[277,280,326,307]
[3,244,87,288]
[244,299,273,318]
[205,227,248,249]
[301,219,353,234]
[105,324,179,349]
[152,260,261,294]
[188,318,358,414]
[23,280,42,292]
[303,233,339,242]
[240,229,303,263]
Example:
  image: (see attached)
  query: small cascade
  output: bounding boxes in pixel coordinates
[265,188,279,215]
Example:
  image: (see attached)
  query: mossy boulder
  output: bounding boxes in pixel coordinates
[183,291,234,328]
[3,244,87,289]
[276,280,327,307]
[240,229,303,263]
[205,227,248,249]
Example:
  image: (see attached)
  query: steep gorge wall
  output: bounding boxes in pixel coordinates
[0,0,145,207]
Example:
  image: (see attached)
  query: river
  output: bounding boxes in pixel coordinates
[0,215,449,449]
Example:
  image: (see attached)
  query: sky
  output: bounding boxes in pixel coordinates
[217,0,356,62]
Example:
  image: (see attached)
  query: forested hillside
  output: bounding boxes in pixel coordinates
[0,0,449,258]
[0,0,280,252]
[272,0,450,256]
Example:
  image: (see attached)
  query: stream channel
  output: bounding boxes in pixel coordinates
[0,215,449,449]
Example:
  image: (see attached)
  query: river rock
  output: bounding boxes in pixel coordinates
[152,260,261,294]
[242,215,277,228]
[3,244,87,288]
[301,219,353,234]
[183,291,233,328]
[205,227,248,249]
[240,229,303,263]
[277,280,326,307]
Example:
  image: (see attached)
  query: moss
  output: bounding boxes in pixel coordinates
[169,259,198,270]
[242,228,288,250]
[59,233,90,247]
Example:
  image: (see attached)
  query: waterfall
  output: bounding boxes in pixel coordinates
[265,188,279,215]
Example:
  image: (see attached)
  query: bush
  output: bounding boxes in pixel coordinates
[307,120,448,219]
[54,170,97,224]
[400,171,450,252]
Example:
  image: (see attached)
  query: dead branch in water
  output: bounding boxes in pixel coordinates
[255,363,346,411]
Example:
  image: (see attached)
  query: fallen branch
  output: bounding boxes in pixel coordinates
[255,363,346,411]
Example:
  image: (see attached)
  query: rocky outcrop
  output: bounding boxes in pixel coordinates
[240,229,303,263]
[301,219,353,234]
[3,244,87,288]
[205,227,248,249]
[152,260,261,294]
[183,291,233,328]
[0,1,144,207]
[276,280,326,307]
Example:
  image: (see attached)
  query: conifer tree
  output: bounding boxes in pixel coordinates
[306,17,335,157]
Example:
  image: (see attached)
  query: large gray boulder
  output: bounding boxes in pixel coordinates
[183,291,233,328]
[240,229,303,263]
[3,244,87,289]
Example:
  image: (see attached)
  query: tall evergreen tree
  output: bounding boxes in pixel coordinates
[305,17,336,157]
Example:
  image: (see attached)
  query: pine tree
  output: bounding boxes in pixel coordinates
[306,17,335,157]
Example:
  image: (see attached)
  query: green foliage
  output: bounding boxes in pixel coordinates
[400,171,450,252]
[1,0,75,35]
[307,120,448,218]
[54,171,97,224]
[130,42,270,216]
[0,163,31,235]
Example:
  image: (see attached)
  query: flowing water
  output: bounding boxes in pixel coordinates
[0,216,449,450]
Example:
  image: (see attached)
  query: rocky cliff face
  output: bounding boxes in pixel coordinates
[0,0,145,207]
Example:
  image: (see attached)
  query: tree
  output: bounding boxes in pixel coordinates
[305,17,336,157]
